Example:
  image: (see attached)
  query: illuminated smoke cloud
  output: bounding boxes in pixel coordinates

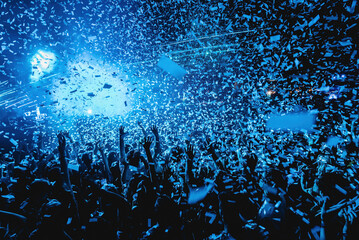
[50,53,132,117]
[30,50,57,83]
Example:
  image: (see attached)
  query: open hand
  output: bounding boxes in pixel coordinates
[142,136,154,151]
[186,144,195,160]
[150,125,159,137]
[63,131,70,139]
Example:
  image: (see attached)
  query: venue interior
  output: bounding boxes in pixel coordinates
[0,0,358,239]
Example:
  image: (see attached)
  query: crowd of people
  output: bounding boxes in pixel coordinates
[0,118,358,240]
[0,0,357,238]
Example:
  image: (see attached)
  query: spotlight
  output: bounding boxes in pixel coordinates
[30,50,56,82]
[87,109,93,114]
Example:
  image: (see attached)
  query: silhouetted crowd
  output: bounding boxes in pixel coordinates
[1,121,359,240]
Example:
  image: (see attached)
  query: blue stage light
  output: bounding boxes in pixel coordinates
[30,50,56,82]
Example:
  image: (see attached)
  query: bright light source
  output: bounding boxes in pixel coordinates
[30,50,56,82]
[36,106,41,116]
[50,54,131,117]
[35,106,46,120]
[329,93,338,100]
[266,90,276,97]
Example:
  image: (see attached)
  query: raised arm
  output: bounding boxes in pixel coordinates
[150,125,161,161]
[119,126,126,164]
[58,132,71,189]
[206,138,219,161]
[97,142,113,183]
[142,136,157,185]
[118,126,130,184]
[63,130,74,144]
[37,130,44,153]
[57,132,80,225]
[206,138,226,171]
[185,144,195,184]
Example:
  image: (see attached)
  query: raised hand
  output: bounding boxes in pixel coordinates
[185,144,195,184]
[142,136,154,151]
[96,140,104,153]
[119,126,126,138]
[57,131,80,228]
[62,131,70,138]
[141,136,156,184]
[150,125,159,138]
[186,144,195,160]
[57,132,66,153]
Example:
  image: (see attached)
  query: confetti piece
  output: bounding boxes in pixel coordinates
[267,112,317,132]
[157,56,187,79]
[335,184,347,195]
[269,35,281,42]
[205,212,216,224]
[308,15,320,27]
[103,84,112,89]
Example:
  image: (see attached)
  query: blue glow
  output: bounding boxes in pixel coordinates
[30,50,56,82]
[50,53,131,117]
